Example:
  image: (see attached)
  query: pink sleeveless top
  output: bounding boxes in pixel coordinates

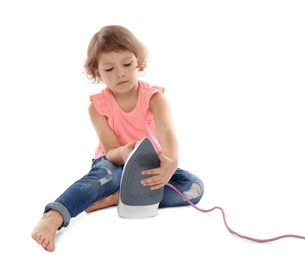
[90,80,164,159]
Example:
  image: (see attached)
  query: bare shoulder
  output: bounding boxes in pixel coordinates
[88,100,95,110]
[88,101,98,116]
[150,91,169,109]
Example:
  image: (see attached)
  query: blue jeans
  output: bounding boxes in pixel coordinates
[44,156,204,229]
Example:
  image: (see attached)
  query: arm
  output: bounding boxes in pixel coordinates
[141,92,179,189]
[88,101,137,165]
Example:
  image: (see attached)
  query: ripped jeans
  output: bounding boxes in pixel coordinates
[44,156,204,229]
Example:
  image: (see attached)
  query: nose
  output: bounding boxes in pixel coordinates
[116,69,125,78]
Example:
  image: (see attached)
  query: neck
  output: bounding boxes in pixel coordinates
[112,82,140,112]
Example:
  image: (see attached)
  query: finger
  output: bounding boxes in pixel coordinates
[141,175,162,186]
[130,140,138,149]
[158,151,167,162]
[141,167,160,175]
[141,176,156,185]
[150,183,165,190]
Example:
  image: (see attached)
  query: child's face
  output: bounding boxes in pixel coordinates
[95,50,139,94]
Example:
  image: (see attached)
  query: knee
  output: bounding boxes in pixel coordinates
[185,181,204,204]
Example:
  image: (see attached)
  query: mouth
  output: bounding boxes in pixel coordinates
[117,80,128,85]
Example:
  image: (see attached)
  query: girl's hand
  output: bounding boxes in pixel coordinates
[140,151,177,190]
[120,140,138,163]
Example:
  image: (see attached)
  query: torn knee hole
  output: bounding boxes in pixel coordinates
[184,182,202,199]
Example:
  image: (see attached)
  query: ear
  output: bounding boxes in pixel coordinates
[93,68,102,81]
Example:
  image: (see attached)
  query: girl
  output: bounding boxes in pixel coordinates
[31,25,204,252]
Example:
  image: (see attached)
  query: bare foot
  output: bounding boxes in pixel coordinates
[31,210,63,252]
[85,190,120,213]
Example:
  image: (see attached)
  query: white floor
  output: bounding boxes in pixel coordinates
[1,0,305,259]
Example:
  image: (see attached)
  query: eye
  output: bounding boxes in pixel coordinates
[124,62,132,67]
[105,67,113,72]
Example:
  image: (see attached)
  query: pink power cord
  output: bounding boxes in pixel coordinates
[166,183,305,242]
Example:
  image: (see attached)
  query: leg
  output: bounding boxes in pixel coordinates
[31,156,123,251]
[85,189,120,213]
[159,168,204,207]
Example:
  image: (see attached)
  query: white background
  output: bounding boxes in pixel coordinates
[0,0,305,259]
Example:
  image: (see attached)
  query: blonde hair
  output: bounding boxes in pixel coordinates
[84,25,148,82]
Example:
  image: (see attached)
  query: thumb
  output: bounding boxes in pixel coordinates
[129,140,138,148]
[157,151,166,162]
